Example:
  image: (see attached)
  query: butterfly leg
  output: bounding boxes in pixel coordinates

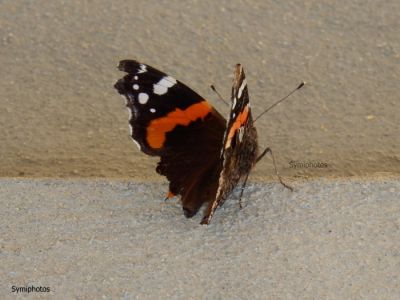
[256,147,293,192]
[238,173,250,209]
[201,202,215,225]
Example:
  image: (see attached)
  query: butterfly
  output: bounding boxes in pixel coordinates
[114,60,293,224]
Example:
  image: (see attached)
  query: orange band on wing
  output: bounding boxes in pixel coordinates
[147,101,212,149]
[225,105,249,149]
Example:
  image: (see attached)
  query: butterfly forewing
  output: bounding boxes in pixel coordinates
[115,60,226,218]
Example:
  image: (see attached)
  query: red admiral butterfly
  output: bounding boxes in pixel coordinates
[114,60,297,224]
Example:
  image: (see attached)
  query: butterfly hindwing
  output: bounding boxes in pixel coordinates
[201,64,259,225]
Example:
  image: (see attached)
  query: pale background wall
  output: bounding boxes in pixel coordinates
[1,0,399,178]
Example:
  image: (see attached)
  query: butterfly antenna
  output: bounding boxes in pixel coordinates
[210,85,229,106]
[254,82,305,123]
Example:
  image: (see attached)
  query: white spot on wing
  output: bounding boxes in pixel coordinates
[138,64,147,74]
[150,108,156,113]
[153,76,177,95]
[134,76,138,80]
[232,97,237,108]
[133,84,139,90]
[238,126,244,142]
[138,93,149,104]
[238,78,247,99]
[154,85,167,95]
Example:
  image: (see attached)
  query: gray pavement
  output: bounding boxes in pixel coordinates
[1,178,399,299]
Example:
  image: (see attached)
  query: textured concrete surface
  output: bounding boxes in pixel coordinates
[1,178,399,299]
[1,0,399,178]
